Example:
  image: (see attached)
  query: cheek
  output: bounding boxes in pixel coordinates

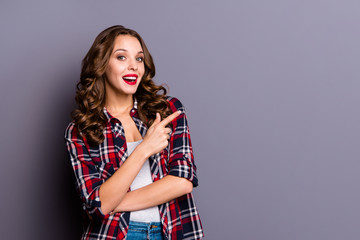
[105,64,115,78]
[139,65,145,78]
[105,68,115,81]
[107,61,126,74]
[105,67,120,85]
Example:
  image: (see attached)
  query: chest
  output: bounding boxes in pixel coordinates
[112,114,143,142]
[88,119,169,180]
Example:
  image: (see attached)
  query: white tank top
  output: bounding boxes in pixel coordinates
[127,139,161,222]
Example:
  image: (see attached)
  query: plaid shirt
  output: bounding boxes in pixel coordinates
[65,96,204,240]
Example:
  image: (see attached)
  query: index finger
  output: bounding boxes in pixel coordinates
[159,110,181,127]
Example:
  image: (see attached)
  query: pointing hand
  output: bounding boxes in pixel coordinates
[140,111,181,157]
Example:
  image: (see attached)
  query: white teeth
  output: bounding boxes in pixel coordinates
[123,76,137,80]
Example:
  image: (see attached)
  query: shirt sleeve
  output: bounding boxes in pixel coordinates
[64,123,107,221]
[167,97,199,187]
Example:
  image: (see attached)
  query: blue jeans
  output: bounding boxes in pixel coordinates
[127,221,163,240]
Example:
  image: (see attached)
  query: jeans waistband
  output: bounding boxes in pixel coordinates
[128,221,161,231]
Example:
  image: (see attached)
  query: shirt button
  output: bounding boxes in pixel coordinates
[185,154,188,158]
[120,147,124,151]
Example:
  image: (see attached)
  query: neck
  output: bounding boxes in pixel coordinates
[105,92,134,115]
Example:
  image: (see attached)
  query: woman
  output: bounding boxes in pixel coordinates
[65,25,204,240]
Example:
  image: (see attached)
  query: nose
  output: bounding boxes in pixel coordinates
[128,59,138,71]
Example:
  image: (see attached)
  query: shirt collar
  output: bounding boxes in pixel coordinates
[103,97,138,123]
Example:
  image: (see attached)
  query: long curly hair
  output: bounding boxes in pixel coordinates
[71,25,172,145]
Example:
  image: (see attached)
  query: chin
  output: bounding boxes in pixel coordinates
[123,87,139,95]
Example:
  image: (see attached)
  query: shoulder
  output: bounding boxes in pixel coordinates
[166,96,186,113]
[64,121,82,142]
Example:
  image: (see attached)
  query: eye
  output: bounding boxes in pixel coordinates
[136,57,144,62]
[116,55,126,60]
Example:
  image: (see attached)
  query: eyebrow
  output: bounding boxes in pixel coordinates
[114,49,144,54]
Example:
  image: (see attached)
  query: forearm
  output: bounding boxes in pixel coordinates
[99,145,149,215]
[114,175,193,212]
[100,111,181,215]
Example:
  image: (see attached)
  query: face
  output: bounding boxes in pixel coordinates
[105,35,145,97]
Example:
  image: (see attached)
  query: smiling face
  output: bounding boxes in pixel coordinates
[104,35,145,98]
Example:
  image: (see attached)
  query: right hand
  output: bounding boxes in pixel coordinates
[140,111,181,157]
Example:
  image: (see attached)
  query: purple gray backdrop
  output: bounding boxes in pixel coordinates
[1,0,359,239]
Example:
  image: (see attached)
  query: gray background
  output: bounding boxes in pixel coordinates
[1,0,359,239]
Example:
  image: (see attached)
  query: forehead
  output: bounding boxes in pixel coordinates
[112,35,143,52]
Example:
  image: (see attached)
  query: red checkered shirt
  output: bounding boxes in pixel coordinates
[65,96,204,239]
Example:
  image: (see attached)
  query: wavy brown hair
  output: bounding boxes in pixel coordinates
[71,25,172,146]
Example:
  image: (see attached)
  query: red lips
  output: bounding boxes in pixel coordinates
[122,74,138,85]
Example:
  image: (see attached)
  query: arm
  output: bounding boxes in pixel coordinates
[98,143,150,215]
[113,97,198,212]
[65,123,107,221]
[114,175,192,212]
[99,111,182,215]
